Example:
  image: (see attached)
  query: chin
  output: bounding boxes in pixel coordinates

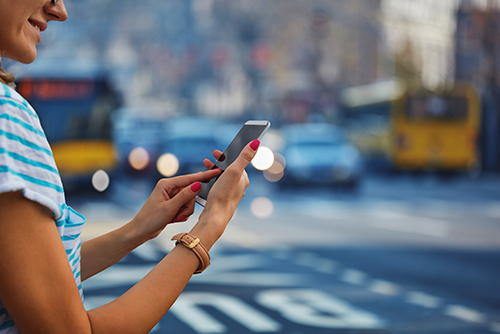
[19,52,37,64]
[2,55,36,65]
[5,47,38,64]
[19,57,37,64]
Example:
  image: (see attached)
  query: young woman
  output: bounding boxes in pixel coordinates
[0,0,260,333]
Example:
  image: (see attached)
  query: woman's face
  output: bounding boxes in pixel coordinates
[0,0,68,64]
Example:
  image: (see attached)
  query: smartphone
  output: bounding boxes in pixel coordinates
[195,120,271,207]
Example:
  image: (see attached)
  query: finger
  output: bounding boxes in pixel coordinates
[212,149,223,160]
[228,139,260,173]
[167,181,203,211]
[203,150,224,170]
[173,200,195,222]
[166,169,221,190]
[203,158,215,170]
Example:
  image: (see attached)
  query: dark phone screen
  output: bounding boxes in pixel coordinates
[197,122,269,201]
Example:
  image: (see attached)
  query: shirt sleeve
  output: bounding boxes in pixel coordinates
[0,83,65,219]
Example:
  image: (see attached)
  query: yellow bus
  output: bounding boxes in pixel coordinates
[16,61,121,191]
[340,80,481,172]
[392,83,480,171]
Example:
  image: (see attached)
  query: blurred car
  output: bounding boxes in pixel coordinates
[279,123,364,190]
[112,109,166,177]
[160,117,226,175]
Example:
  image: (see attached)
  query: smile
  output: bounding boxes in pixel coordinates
[28,19,47,33]
[30,21,41,32]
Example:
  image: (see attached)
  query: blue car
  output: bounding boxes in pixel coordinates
[279,123,364,190]
[161,117,226,175]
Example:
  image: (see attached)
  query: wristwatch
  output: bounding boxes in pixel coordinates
[171,233,211,274]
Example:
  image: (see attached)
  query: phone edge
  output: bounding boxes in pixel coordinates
[195,196,206,207]
[195,120,271,207]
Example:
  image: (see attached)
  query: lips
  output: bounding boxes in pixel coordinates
[28,19,47,32]
[31,23,41,32]
[27,19,46,43]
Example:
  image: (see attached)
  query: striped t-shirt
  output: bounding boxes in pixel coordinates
[0,82,85,333]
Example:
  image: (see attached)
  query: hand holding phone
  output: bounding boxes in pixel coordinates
[195,120,270,206]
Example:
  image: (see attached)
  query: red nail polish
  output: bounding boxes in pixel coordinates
[250,139,260,151]
[190,182,202,192]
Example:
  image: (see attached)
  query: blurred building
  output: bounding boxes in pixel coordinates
[266,0,382,124]
[380,0,500,172]
[455,0,500,171]
[380,0,460,89]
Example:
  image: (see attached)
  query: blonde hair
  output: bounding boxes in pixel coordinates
[0,58,16,88]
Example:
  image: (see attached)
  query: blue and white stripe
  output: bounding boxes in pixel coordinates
[0,82,85,333]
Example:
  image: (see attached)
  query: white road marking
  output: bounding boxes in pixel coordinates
[405,291,442,309]
[444,305,486,323]
[294,253,339,273]
[368,279,400,296]
[340,269,368,285]
[191,272,309,286]
[305,203,354,221]
[209,254,267,271]
[82,264,154,290]
[256,289,385,329]
[223,225,263,247]
[486,203,500,219]
[316,259,339,274]
[82,236,499,332]
[84,295,115,310]
[371,216,450,238]
[490,323,500,333]
[271,250,293,260]
[132,242,162,261]
[295,252,322,267]
[172,292,281,333]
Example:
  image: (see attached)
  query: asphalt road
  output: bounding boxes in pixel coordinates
[73,173,500,333]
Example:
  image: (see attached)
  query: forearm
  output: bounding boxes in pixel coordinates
[87,215,223,333]
[81,220,147,281]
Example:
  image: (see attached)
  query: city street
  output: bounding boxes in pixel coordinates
[73,173,500,334]
[3,0,500,332]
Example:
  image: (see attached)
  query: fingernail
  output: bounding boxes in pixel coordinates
[177,215,186,222]
[250,139,260,151]
[190,182,202,192]
[214,168,222,171]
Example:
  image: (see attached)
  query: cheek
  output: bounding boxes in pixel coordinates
[2,26,38,64]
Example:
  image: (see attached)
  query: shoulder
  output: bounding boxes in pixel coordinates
[0,82,48,151]
[0,82,65,219]
[0,82,38,118]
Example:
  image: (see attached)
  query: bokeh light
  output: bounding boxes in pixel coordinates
[157,153,180,177]
[92,169,110,192]
[252,146,275,171]
[264,153,286,182]
[128,147,150,170]
[251,196,274,219]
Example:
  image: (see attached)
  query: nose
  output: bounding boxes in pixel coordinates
[44,0,68,22]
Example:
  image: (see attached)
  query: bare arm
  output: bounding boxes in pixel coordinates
[80,169,220,281]
[0,191,93,334]
[0,141,259,333]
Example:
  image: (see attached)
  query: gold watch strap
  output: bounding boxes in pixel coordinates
[171,233,211,274]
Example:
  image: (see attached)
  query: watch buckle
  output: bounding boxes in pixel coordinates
[187,237,200,249]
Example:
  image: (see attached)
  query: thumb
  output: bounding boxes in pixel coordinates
[230,139,260,172]
[167,181,202,210]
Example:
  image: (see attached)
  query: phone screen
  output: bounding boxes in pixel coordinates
[196,121,270,206]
